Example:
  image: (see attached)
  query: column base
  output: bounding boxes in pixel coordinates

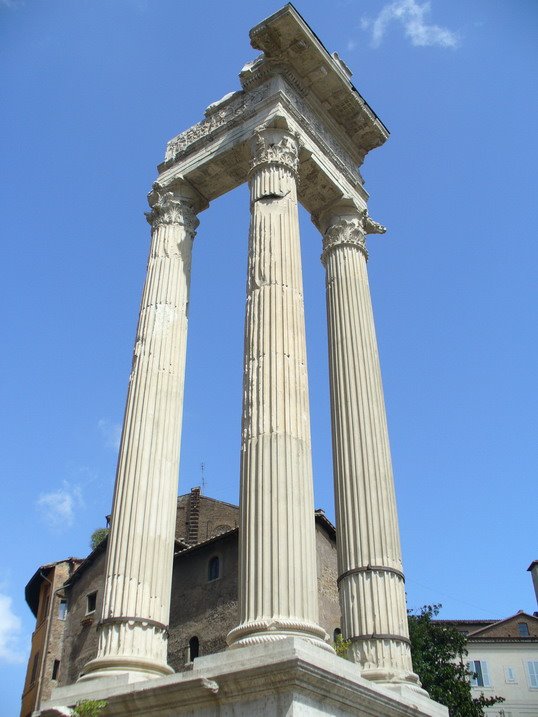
[78,654,173,683]
[360,667,428,695]
[226,617,333,652]
[360,665,421,683]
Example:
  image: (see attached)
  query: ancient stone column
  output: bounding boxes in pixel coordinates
[317,202,420,685]
[227,127,328,650]
[81,180,202,681]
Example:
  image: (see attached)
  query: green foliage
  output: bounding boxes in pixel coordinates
[72,699,108,717]
[90,527,109,550]
[334,632,352,658]
[408,604,504,717]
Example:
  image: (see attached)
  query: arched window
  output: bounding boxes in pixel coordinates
[188,636,199,662]
[333,628,342,642]
[208,555,220,581]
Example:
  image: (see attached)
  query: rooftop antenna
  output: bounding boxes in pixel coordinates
[200,462,206,494]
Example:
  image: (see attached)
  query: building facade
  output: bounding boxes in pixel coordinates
[23,491,538,717]
[436,612,538,717]
[21,558,82,717]
[22,490,341,714]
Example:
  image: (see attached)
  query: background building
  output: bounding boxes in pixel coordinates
[435,574,538,717]
[22,489,340,715]
[21,558,82,717]
[22,490,537,717]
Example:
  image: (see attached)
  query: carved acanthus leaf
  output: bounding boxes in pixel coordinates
[145,186,199,236]
[320,210,387,264]
[250,130,300,174]
[321,216,367,264]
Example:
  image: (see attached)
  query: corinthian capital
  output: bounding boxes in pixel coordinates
[321,215,367,264]
[249,127,300,176]
[145,181,201,235]
[316,204,387,265]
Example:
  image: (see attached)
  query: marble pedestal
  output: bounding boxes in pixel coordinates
[39,638,447,717]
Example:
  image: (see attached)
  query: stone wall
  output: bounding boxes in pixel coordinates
[316,521,341,642]
[52,500,339,686]
[168,530,239,670]
[59,549,106,685]
[175,491,239,544]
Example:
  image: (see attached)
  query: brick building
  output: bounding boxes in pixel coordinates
[21,558,82,717]
[22,490,340,715]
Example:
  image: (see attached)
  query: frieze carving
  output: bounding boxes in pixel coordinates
[163,75,364,198]
[288,89,359,179]
[250,129,300,174]
[164,84,271,163]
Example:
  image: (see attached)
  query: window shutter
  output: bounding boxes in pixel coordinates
[481,661,491,687]
[467,661,477,686]
[528,660,538,688]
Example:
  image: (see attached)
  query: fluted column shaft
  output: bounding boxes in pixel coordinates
[82,181,200,680]
[318,205,419,685]
[227,128,327,649]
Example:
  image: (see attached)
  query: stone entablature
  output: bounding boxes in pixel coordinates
[157,6,391,221]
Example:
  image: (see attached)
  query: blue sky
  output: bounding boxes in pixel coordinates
[1,0,537,712]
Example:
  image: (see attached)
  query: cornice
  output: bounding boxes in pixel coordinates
[248,4,389,161]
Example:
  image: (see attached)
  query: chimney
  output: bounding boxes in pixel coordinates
[186,487,201,545]
[527,560,538,609]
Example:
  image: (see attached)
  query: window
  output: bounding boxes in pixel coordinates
[30,652,39,685]
[504,666,517,683]
[518,622,530,637]
[58,599,68,621]
[208,556,220,581]
[52,659,60,680]
[188,636,199,662]
[527,660,538,688]
[40,591,50,622]
[468,660,491,687]
[333,628,342,641]
[86,591,97,614]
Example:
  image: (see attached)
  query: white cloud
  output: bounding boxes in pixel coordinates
[0,593,24,664]
[98,418,121,450]
[362,0,459,49]
[36,482,83,531]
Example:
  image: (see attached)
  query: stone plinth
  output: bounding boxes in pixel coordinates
[40,638,448,717]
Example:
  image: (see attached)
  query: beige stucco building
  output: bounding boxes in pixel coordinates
[436,611,538,717]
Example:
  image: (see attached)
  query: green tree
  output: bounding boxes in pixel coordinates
[72,699,107,717]
[90,527,109,550]
[408,604,504,717]
[334,632,352,658]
